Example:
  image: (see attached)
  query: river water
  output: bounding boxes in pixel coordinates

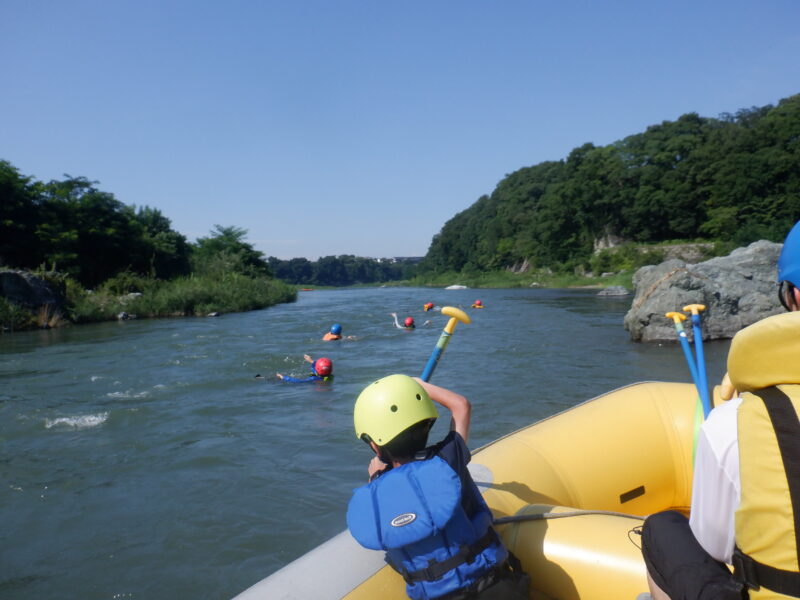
[0,287,730,599]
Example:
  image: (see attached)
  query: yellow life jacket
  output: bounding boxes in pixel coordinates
[728,312,800,599]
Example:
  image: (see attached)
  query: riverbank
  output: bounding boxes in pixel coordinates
[380,269,634,290]
[0,270,297,332]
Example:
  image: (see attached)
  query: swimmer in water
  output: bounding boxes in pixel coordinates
[391,313,430,329]
[322,323,355,341]
[276,354,334,382]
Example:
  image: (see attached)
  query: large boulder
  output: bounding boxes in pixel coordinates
[0,270,65,310]
[623,241,783,342]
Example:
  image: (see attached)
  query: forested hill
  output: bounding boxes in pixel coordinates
[420,94,800,274]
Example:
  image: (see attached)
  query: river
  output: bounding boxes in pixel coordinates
[0,287,730,599]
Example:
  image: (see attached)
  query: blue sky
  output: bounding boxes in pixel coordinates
[2,1,799,260]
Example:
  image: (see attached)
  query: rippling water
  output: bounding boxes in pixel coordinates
[0,287,730,599]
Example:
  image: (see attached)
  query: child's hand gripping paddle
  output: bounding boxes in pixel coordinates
[420,306,471,382]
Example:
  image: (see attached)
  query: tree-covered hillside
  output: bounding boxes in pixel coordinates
[0,164,414,288]
[421,94,800,273]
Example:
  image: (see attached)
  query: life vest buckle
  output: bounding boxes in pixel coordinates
[733,547,761,591]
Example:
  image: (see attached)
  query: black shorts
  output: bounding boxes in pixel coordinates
[641,510,744,600]
[436,553,530,600]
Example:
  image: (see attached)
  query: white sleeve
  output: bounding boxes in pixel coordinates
[689,398,741,564]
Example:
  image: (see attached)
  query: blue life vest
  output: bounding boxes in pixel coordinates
[347,456,507,599]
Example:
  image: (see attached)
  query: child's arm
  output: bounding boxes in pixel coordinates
[414,378,471,443]
[390,313,402,329]
[303,354,314,364]
[367,455,389,480]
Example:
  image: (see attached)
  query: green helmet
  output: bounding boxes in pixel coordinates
[353,374,438,445]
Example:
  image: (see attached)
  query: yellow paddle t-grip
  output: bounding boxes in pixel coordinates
[665,311,687,324]
[441,306,470,334]
[683,303,706,316]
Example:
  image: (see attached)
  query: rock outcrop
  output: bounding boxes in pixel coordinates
[623,241,783,342]
[0,270,65,310]
[598,286,630,296]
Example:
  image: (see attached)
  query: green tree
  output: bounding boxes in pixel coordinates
[135,206,191,279]
[192,225,271,277]
[36,176,147,286]
[0,160,43,268]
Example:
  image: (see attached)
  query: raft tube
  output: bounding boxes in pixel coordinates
[235,381,710,600]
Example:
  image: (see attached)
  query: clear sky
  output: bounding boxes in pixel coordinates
[2,1,799,260]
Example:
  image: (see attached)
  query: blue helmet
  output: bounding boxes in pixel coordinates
[331,323,342,335]
[778,221,800,287]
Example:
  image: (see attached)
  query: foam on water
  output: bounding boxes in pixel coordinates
[44,412,109,429]
[106,390,150,399]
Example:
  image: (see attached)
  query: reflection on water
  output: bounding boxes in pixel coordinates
[0,287,730,599]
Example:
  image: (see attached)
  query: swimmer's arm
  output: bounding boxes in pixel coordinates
[278,374,315,383]
[414,378,471,443]
[390,313,402,328]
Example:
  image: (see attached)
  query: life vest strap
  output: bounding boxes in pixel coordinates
[398,528,498,584]
[754,388,800,557]
[733,546,800,597]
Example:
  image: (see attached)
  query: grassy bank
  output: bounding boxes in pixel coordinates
[1,271,297,331]
[391,240,726,290]
[391,269,634,290]
[68,273,297,323]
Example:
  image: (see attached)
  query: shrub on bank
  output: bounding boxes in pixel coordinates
[406,268,635,289]
[126,274,296,317]
[0,297,35,331]
[1,272,297,330]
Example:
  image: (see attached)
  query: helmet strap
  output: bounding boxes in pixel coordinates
[779,281,798,311]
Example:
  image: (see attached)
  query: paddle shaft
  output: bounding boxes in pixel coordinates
[421,330,452,382]
[690,314,712,417]
[673,321,702,393]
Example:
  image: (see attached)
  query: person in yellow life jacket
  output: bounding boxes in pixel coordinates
[641,221,800,600]
[471,300,484,309]
[720,221,800,401]
[423,302,435,312]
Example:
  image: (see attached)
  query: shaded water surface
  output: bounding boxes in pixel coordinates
[0,287,729,599]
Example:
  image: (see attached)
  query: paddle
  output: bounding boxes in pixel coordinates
[683,304,711,418]
[666,311,706,462]
[665,311,702,396]
[420,306,471,382]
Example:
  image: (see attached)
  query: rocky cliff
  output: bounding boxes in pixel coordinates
[623,241,783,342]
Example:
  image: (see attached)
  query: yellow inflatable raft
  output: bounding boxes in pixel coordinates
[236,380,710,600]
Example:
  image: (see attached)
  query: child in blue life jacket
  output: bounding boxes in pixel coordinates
[276,354,333,383]
[346,375,529,600]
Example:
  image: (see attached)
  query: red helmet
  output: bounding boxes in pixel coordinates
[424,302,434,310]
[404,317,415,327]
[314,357,333,376]
[474,299,482,306]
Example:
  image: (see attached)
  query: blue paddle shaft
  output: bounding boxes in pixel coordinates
[691,314,712,418]
[675,324,702,390]
[421,331,452,382]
